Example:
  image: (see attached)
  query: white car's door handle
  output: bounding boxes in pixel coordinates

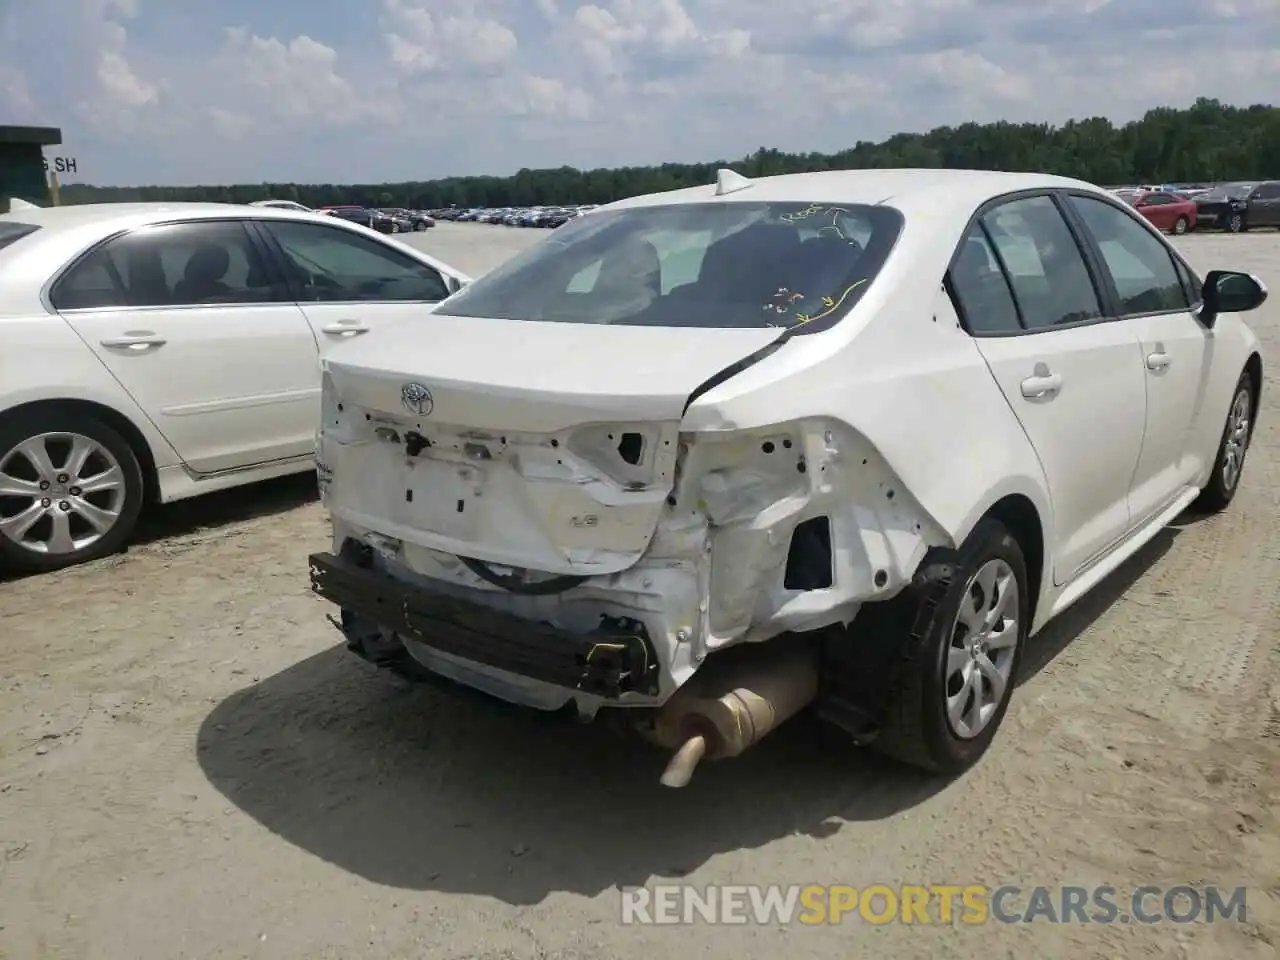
[321,321,370,336]
[1020,372,1062,399]
[1146,351,1171,371]
[100,333,166,350]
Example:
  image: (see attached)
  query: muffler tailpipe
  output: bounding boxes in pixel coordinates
[650,640,820,788]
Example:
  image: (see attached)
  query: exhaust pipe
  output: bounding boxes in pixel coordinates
[647,640,820,788]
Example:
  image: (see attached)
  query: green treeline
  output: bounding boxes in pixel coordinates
[58,98,1280,208]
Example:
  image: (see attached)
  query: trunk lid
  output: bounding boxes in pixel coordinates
[319,314,780,576]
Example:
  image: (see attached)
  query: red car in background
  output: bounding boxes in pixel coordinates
[1130,191,1198,235]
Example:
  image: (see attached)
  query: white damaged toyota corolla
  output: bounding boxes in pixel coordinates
[309,168,1265,784]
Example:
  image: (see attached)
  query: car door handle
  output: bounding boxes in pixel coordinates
[1146,351,1171,371]
[1020,373,1062,399]
[320,321,370,336]
[100,333,166,350]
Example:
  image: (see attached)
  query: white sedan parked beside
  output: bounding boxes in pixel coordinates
[307,168,1265,782]
[0,202,470,573]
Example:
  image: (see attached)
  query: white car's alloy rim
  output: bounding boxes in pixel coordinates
[0,432,126,556]
[1221,387,1251,492]
[945,558,1019,739]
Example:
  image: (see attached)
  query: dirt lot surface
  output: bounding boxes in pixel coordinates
[2,224,1277,960]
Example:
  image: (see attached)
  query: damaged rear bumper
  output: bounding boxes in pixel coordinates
[309,548,661,701]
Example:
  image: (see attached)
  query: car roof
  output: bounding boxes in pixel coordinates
[604,168,1105,219]
[0,201,326,232]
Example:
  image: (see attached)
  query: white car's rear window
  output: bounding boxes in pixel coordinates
[0,221,40,252]
[440,201,904,332]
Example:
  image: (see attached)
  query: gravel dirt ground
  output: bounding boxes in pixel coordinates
[1,223,1277,960]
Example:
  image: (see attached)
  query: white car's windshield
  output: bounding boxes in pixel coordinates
[440,201,904,332]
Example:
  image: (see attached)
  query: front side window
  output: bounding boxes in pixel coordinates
[51,220,286,310]
[437,201,904,331]
[980,196,1103,331]
[1068,195,1188,314]
[262,220,449,302]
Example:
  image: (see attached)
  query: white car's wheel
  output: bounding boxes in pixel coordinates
[1194,370,1256,513]
[872,517,1029,773]
[0,412,144,574]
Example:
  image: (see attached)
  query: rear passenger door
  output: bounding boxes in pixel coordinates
[252,219,455,348]
[53,219,322,475]
[1064,193,1210,524]
[948,194,1147,586]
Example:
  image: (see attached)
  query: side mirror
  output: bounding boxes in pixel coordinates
[1199,269,1268,328]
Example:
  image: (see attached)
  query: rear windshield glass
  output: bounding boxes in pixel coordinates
[440,201,904,332]
[0,221,40,252]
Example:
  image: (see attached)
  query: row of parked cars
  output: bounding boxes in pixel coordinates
[428,204,599,228]
[1109,180,1280,235]
[251,200,436,233]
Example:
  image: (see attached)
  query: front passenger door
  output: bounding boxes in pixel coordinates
[1065,194,1210,524]
[254,219,453,348]
[952,195,1147,585]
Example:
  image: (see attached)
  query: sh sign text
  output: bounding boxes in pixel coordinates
[44,156,78,174]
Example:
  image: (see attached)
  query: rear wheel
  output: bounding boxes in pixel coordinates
[1173,215,1189,235]
[873,518,1029,774]
[0,412,144,573]
[1194,371,1255,513]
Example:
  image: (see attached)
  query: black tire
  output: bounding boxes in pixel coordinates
[1194,370,1256,513]
[1227,212,1246,233]
[0,410,145,574]
[415,222,427,231]
[873,517,1029,774]
[1173,216,1189,235]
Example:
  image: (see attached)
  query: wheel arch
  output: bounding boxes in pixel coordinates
[0,398,161,503]
[979,493,1047,628]
[1244,351,1263,439]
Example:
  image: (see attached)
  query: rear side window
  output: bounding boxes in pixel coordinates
[0,221,40,252]
[51,220,287,310]
[980,196,1103,330]
[948,227,1021,335]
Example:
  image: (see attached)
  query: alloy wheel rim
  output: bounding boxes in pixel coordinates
[1221,387,1251,492]
[0,432,126,556]
[944,558,1020,739]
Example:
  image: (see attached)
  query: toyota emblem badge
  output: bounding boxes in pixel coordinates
[400,382,433,416]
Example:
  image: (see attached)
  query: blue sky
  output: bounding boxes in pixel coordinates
[1,0,1276,186]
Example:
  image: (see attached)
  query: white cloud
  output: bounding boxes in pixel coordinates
[0,0,1274,184]
[213,28,395,127]
[383,0,518,74]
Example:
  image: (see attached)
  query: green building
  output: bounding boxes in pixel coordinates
[0,125,62,213]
